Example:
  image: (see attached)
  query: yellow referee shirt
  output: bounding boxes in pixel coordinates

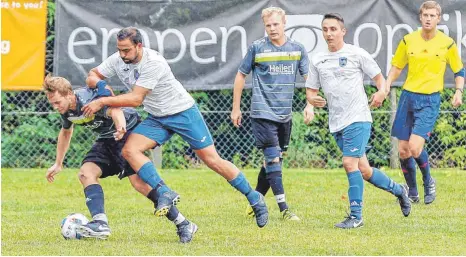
[391,30,463,94]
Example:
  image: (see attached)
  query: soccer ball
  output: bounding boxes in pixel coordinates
[60,213,89,240]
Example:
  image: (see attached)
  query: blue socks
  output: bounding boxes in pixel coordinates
[347,171,364,220]
[229,172,260,205]
[400,157,418,196]
[368,168,403,196]
[414,149,432,184]
[84,184,105,218]
[255,166,270,196]
[137,161,169,196]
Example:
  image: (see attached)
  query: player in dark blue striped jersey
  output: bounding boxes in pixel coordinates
[231,7,313,221]
[44,75,196,243]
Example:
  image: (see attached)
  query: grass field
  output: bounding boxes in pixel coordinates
[2,168,466,255]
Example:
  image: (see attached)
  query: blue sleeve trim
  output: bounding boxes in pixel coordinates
[454,68,465,78]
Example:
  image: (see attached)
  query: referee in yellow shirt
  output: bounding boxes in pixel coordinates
[386,1,464,205]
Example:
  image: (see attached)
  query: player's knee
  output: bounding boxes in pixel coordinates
[398,145,411,159]
[408,142,422,158]
[122,145,137,161]
[342,158,358,172]
[358,163,372,179]
[263,146,281,173]
[78,167,98,184]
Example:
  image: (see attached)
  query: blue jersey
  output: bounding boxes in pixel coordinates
[60,88,140,139]
[239,36,309,122]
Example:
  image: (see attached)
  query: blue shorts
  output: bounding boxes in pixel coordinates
[132,104,214,150]
[391,90,441,141]
[332,122,371,158]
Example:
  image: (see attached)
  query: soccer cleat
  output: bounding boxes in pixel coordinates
[281,209,300,221]
[77,220,111,240]
[251,193,268,228]
[397,184,412,217]
[334,215,364,229]
[176,221,198,244]
[155,190,181,217]
[245,204,255,217]
[424,177,436,204]
[409,194,420,203]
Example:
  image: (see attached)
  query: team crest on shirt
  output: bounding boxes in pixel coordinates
[134,69,140,80]
[339,57,347,67]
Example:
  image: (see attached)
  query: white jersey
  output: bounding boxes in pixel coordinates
[97,47,195,117]
[305,44,381,133]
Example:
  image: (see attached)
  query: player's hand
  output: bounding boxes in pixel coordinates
[113,127,127,141]
[82,99,104,117]
[452,90,463,108]
[308,96,326,108]
[46,163,63,183]
[370,90,386,108]
[230,109,242,128]
[303,104,315,125]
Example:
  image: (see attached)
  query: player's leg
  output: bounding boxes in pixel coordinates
[359,155,411,217]
[334,122,371,229]
[75,141,111,239]
[276,119,299,221]
[410,92,441,204]
[123,116,179,216]
[167,105,268,227]
[128,175,197,243]
[392,90,419,202]
[246,162,268,218]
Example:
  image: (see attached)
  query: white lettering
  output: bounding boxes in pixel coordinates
[68,27,97,64]
[220,26,247,61]
[101,28,120,60]
[190,28,217,64]
[154,29,186,63]
[1,40,11,54]
[353,23,382,58]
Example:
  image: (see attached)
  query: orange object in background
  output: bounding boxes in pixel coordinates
[1,0,48,90]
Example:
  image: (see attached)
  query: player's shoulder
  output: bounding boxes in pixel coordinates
[74,87,98,104]
[286,37,306,51]
[402,30,421,44]
[344,44,371,57]
[142,47,167,66]
[435,30,455,46]
[310,51,329,66]
[251,37,268,47]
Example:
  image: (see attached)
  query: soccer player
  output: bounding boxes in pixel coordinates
[305,13,412,229]
[231,6,312,221]
[44,75,197,243]
[81,27,269,228]
[386,1,464,204]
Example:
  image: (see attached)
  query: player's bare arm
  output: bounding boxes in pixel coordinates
[86,68,106,88]
[82,85,149,117]
[306,88,326,108]
[231,72,247,128]
[46,126,73,183]
[385,66,403,95]
[452,73,465,108]
[107,107,127,141]
[369,73,387,108]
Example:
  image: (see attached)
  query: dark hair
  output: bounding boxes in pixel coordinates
[117,27,143,45]
[323,13,345,26]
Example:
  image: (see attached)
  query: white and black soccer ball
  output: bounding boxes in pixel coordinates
[60,213,89,240]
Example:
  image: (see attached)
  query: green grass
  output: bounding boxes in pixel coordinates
[2,168,466,255]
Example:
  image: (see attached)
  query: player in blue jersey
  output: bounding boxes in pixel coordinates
[43,74,197,243]
[231,7,312,221]
[305,14,411,229]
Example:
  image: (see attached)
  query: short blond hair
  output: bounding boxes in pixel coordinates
[261,6,286,21]
[419,1,441,16]
[43,74,73,96]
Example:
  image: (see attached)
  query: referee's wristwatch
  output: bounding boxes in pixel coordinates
[456,88,464,94]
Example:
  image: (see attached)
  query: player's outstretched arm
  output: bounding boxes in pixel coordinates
[86,68,106,89]
[452,74,464,108]
[385,66,403,95]
[46,127,73,183]
[81,85,149,117]
[231,72,247,128]
[108,107,127,141]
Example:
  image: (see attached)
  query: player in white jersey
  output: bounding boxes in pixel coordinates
[304,14,411,229]
[81,28,269,237]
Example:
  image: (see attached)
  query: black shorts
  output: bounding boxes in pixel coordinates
[81,130,136,179]
[251,118,292,151]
